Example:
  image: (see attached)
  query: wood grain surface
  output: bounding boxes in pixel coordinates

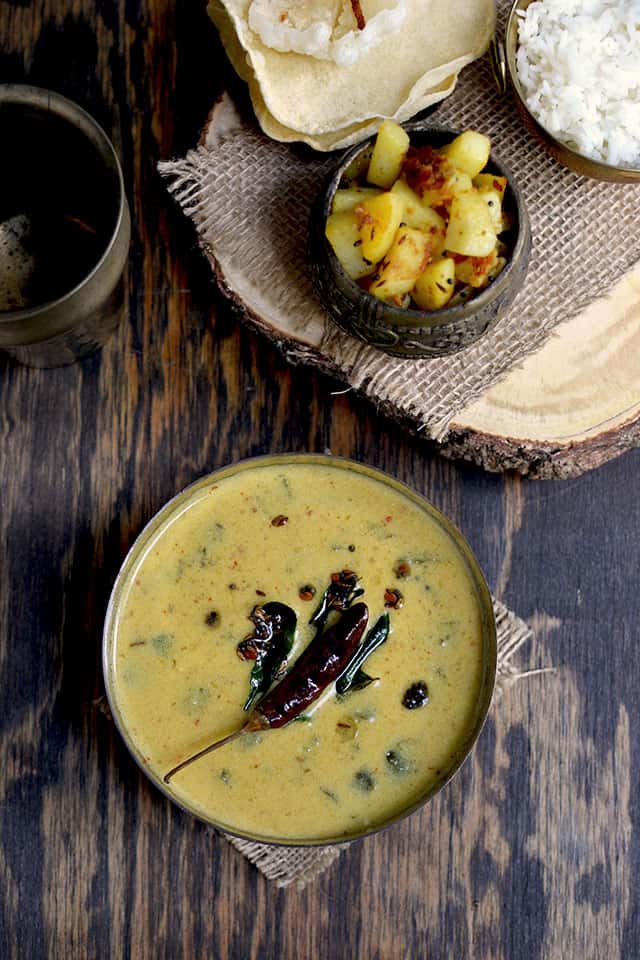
[1,2,639,958]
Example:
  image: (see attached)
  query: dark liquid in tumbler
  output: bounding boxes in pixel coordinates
[0,104,119,311]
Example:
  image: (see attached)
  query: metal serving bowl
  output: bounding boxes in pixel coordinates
[103,454,497,847]
[309,125,531,359]
[505,0,640,183]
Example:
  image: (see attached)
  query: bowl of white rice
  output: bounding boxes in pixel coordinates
[505,0,640,182]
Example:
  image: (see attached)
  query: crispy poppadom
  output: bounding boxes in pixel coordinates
[251,75,459,151]
[209,0,495,137]
[209,2,459,150]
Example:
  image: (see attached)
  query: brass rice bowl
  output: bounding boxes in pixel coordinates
[505,0,640,183]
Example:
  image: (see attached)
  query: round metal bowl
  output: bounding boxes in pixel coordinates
[103,454,497,847]
[505,0,640,183]
[309,125,531,359]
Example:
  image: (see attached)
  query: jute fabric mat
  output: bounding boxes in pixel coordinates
[160,0,640,442]
[220,597,538,889]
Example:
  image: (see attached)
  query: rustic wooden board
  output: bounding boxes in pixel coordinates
[2,3,640,959]
[445,265,640,477]
[199,94,640,481]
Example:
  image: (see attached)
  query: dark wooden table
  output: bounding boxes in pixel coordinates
[1,3,639,958]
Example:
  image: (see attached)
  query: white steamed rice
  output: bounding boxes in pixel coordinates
[516,0,640,167]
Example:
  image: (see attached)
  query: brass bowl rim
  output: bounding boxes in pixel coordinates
[0,83,128,324]
[102,453,498,847]
[505,0,640,182]
[317,123,530,331]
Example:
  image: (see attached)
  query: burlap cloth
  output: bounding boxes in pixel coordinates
[220,598,539,888]
[160,0,639,442]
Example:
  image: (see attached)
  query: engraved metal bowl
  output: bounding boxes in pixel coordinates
[505,0,640,183]
[310,125,531,359]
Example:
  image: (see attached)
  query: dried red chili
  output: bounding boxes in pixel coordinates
[164,603,370,783]
[250,603,369,729]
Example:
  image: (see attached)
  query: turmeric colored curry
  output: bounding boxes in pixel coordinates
[105,459,493,842]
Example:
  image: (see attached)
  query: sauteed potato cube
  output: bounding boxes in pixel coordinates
[332,186,382,214]
[368,226,431,302]
[445,193,496,257]
[403,157,470,208]
[474,176,507,232]
[390,179,446,252]
[453,251,508,290]
[403,147,456,207]
[325,211,377,280]
[412,256,456,310]
[324,125,513,315]
[441,131,491,178]
[446,169,474,198]
[453,251,498,288]
[473,173,507,196]
[357,191,405,263]
[367,120,411,189]
[478,187,504,232]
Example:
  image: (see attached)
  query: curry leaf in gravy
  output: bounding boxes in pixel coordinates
[151,633,174,657]
[279,475,292,498]
[346,669,377,692]
[354,769,376,792]
[209,522,225,542]
[302,735,321,754]
[354,706,376,723]
[183,686,211,715]
[237,602,297,712]
[239,732,264,748]
[174,559,188,582]
[408,552,438,565]
[336,613,390,696]
[385,746,415,775]
[320,787,339,803]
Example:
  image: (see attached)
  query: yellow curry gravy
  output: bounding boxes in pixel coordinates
[107,460,492,842]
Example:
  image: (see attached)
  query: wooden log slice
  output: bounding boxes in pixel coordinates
[444,267,640,478]
[196,95,640,481]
